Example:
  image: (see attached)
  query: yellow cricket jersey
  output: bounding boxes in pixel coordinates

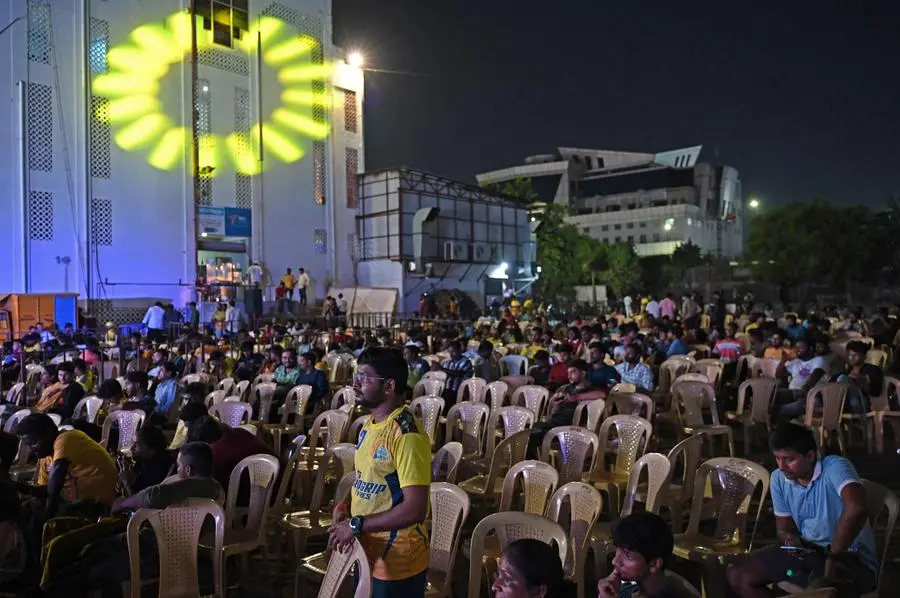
[352,406,431,581]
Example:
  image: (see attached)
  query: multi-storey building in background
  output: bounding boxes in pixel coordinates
[477,145,744,259]
[0,0,362,320]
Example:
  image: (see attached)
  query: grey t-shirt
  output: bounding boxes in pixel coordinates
[134,476,224,509]
[619,571,700,598]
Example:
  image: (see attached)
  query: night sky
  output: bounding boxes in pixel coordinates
[332,1,900,209]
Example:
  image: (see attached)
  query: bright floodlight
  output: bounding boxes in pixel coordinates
[348,51,364,68]
[749,198,760,209]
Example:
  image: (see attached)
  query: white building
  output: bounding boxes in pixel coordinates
[0,0,363,322]
[477,145,744,259]
[356,169,535,313]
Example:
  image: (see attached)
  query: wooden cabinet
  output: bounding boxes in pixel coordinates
[0,293,79,339]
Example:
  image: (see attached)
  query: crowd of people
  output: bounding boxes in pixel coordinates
[0,290,897,597]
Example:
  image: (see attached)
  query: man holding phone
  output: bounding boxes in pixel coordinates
[726,422,877,598]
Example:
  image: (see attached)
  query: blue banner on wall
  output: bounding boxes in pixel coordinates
[224,208,252,237]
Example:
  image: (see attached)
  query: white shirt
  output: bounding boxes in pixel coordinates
[247,264,262,285]
[786,356,828,390]
[296,272,310,289]
[623,296,633,306]
[142,305,165,330]
[337,298,348,313]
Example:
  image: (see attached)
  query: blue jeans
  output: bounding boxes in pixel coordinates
[372,570,427,598]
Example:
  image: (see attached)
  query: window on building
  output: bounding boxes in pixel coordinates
[639,222,646,228]
[195,0,249,48]
[627,204,636,210]
[601,225,608,232]
[582,227,590,235]
[626,222,634,229]
[639,234,647,243]
[653,233,660,242]
[614,236,620,243]
[627,235,633,244]
[614,224,621,231]
[344,90,358,133]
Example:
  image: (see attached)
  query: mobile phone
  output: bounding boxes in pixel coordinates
[780,545,814,552]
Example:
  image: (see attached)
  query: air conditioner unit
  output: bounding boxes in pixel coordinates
[443,241,466,261]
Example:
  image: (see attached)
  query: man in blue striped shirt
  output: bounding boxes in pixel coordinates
[434,341,472,410]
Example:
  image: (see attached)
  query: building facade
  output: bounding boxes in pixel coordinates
[0,0,362,319]
[356,169,535,313]
[477,145,744,259]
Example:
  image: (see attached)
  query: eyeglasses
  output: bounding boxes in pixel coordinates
[353,373,385,384]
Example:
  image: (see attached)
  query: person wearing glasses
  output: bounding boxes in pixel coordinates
[328,348,431,598]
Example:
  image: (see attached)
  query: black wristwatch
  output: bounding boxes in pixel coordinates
[349,515,364,536]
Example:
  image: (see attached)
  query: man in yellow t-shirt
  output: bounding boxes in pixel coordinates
[281,267,297,300]
[17,413,117,517]
[329,347,431,597]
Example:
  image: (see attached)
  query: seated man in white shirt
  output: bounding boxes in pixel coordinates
[773,336,828,418]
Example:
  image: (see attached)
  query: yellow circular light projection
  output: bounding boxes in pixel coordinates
[93,12,333,176]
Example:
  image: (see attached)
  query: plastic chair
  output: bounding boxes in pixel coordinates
[673,381,735,457]
[572,398,607,433]
[511,385,550,421]
[802,383,848,453]
[499,375,534,395]
[411,396,445,447]
[251,382,278,422]
[484,381,510,412]
[483,406,535,463]
[210,401,253,428]
[47,414,63,427]
[101,410,146,454]
[432,441,463,483]
[500,355,529,376]
[126,499,224,598]
[205,390,227,407]
[281,461,357,563]
[253,373,275,385]
[583,415,652,515]
[499,460,560,514]
[329,387,357,411]
[5,383,25,407]
[315,537,371,598]
[865,375,900,454]
[458,430,531,504]
[426,483,471,598]
[467,511,567,598]
[216,377,235,396]
[216,454,280,587]
[263,384,313,454]
[725,377,778,455]
[456,377,487,404]
[413,377,446,399]
[181,372,211,387]
[3,409,32,434]
[541,426,600,485]
[445,402,490,459]
[72,396,104,424]
[423,370,447,382]
[297,410,351,473]
[545,482,603,598]
[672,457,770,597]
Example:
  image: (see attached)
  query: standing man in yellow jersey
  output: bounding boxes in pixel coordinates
[328,347,431,597]
[281,267,297,301]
